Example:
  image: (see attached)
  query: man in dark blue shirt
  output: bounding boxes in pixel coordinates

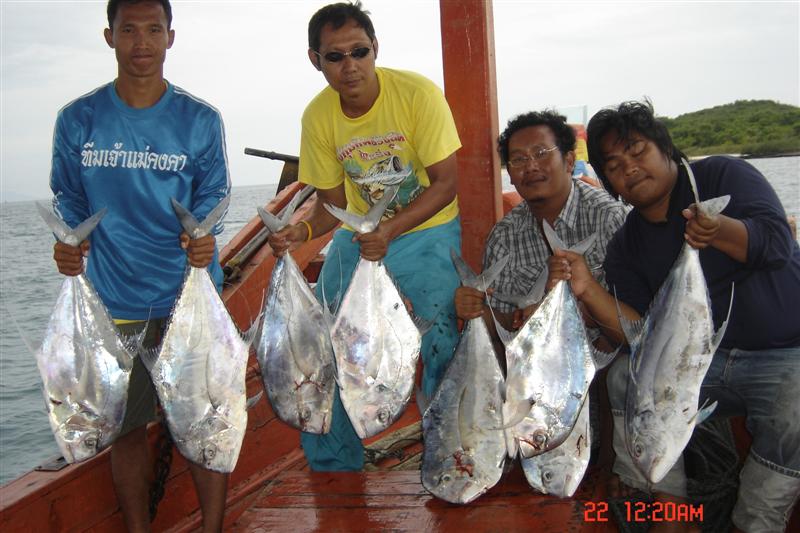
[548,100,799,532]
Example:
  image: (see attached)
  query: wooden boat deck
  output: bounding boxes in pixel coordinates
[230,467,615,533]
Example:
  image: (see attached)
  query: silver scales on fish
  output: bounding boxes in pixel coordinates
[421,252,509,505]
[322,185,427,439]
[255,186,336,434]
[492,222,615,498]
[34,205,135,463]
[141,196,253,473]
[621,159,733,484]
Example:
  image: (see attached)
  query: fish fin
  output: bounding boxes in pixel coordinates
[198,196,231,236]
[613,287,644,348]
[450,248,479,287]
[68,208,108,245]
[1,300,41,358]
[683,159,731,216]
[138,345,160,373]
[323,203,366,232]
[489,307,515,347]
[542,220,566,251]
[243,313,262,347]
[416,386,430,416]
[711,282,735,352]
[37,203,107,246]
[697,195,730,218]
[246,391,264,410]
[591,343,621,370]
[170,198,201,236]
[524,266,548,307]
[690,398,718,426]
[500,399,535,430]
[362,185,399,230]
[257,205,287,234]
[477,254,511,292]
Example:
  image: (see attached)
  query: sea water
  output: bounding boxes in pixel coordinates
[0,157,798,486]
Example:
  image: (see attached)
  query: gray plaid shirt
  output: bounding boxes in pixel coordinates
[484,178,628,314]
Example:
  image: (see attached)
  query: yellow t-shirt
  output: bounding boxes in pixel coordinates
[299,68,461,233]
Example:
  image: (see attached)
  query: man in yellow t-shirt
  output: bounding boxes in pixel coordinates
[268,1,463,471]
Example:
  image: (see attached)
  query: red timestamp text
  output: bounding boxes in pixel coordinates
[625,500,704,522]
[582,501,609,522]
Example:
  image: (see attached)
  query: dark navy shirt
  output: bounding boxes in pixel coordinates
[604,156,800,350]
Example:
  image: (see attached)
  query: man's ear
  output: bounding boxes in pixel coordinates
[565,150,576,174]
[308,48,322,71]
[104,27,114,48]
[167,29,175,49]
[372,38,379,60]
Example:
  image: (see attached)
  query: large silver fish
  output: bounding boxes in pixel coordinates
[36,205,134,463]
[623,161,731,484]
[521,396,591,498]
[503,223,614,459]
[143,197,250,473]
[255,189,335,434]
[421,252,509,504]
[322,186,421,439]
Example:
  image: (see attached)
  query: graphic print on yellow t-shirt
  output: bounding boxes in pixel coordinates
[340,132,425,219]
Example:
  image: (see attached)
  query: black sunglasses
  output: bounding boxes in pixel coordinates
[314,46,372,63]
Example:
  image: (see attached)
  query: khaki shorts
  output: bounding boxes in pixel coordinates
[117,318,166,437]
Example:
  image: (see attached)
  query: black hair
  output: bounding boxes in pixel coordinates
[107,0,173,30]
[587,100,685,198]
[308,1,376,52]
[497,110,576,166]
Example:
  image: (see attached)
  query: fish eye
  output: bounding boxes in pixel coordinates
[84,437,98,449]
[377,408,389,423]
[204,445,217,461]
[543,471,553,482]
[633,443,643,458]
[440,473,452,484]
[300,407,311,421]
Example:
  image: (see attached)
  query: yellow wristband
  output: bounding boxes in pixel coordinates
[299,220,313,242]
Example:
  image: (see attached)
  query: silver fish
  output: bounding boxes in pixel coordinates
[35,205,134,463]
[522,396,591,498]
[503,224,614,459]
[143,197,250,473]
[255,191,335,434]
[623,161,731,484]
[323,186,421,439]
[421,252,509,504]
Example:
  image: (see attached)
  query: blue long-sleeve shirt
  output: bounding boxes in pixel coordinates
[50,81,230,320]
[604,156,800,350]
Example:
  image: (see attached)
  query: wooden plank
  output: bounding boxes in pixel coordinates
[440,0,503,272]
[232,466,617,532]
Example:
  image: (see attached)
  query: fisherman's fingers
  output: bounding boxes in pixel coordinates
[53,241,86,276]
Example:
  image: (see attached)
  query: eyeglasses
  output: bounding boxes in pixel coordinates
[313,46,372,63]
[507,146,558,169]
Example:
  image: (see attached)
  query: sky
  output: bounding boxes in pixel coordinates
[1,0,798,202]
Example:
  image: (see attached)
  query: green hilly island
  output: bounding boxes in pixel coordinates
[660,100,800,158]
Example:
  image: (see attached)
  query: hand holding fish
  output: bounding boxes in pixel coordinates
[53,240,90,276]
[454,285,489,320]
[511,304,536,330]
[354,222,393,261]
[546,250,595,298]
[267,223,307,257]
[682,203,720,249]
[180,232,216,268]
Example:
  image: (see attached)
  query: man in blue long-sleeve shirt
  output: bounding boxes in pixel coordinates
[548,100,799,533]
[49,1,230,531]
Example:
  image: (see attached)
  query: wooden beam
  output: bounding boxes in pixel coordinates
[440,0,503,271]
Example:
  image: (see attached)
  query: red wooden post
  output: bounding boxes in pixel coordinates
[440,0,503,271]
